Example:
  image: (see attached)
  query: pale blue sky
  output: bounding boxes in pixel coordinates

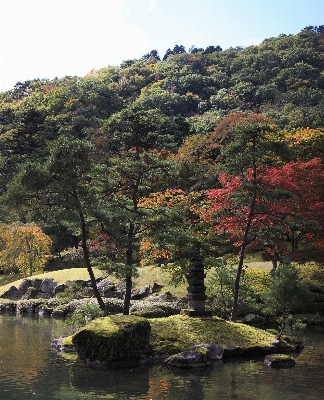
[0,0,323,92]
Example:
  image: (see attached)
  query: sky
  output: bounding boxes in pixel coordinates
[0,0,323,92]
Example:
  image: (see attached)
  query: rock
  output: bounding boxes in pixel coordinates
[72,316,151,366]
[18,279,33,294]
[84,276,104,287]
[51,337,64,352]
[130,303,167,318]
[23,305,35,313]
[35,292,51,299]
[55,284,66,294]
[21,287,38,300]
[149,291,174,302]
[130,290,141,300]
[51,337,76,353]
[38,307,53,315]
[164,350,211,368]
[138,285,151,299]
[268,340,280,352]
[40,278,56,294]
[2,286,22,300]
[192,344,224,360]
[245,314,266,325]
[30,279,42,291]
[96,278,115,291]
[103,290,123,299]
[151,282,163,293]
[264,354,296,368]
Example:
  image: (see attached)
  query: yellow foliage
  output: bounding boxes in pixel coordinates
[0,222,52,277]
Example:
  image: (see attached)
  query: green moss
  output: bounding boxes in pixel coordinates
[270,354,294,362]
[72,315,151,364]
[265,353,296,368]
[149,315,277,355]
[62,336,74,347]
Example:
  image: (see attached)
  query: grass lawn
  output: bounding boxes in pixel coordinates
[0,258,272,298]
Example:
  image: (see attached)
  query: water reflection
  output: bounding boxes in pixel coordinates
[0,313,324,399]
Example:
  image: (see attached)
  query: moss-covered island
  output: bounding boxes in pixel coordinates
[68,314,296,367]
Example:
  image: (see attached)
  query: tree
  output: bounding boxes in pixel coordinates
[266,263,312,338]
[207,114,286,321]
[256,158,324,263]
[142,50,160,62]
[5,137,107,311]
[93,104,177,314]
[204,45,222,55]
[0,222,52,276]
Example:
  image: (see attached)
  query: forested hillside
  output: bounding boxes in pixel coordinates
[0,26,323,318]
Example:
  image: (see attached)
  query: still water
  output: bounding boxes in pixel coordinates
[0,313,323,400]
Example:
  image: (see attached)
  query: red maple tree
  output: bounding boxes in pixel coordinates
[208,157,324,271]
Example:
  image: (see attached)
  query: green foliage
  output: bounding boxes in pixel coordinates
[207,259,268,318]
[64,303,105,330]
[266,263,312,316]
[57,282,90,301]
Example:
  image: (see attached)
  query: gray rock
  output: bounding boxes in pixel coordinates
[30,279,42,291]
[2,286,22,300]
[21,287,38,300]
[55,284,66,294]
[96,278,115,290]
[164,351,211,368]
[84,276,104,287]
[40,278,56,294]
[156,292,174,302]
[138,285,151,299]
[130,290,141,300]
[23,305,35,313]
[245,314,266,325]
[18,279,33,294]
[151,282,163,293]
[103,290,123,299]
[192,344,224,360]
[35,292,51,299]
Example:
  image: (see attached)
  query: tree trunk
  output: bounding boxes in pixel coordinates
[123,245,133,315]
[123,273,132,315]
[230,191,257,322]
[75,192,106,312]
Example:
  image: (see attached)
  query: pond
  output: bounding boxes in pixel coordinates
[0,313,323,399]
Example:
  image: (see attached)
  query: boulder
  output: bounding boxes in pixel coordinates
[103,290,123,299]
[138,285,151,299]
[84,276,104,287]
[245,314,266,326]
[55,284,66,294]
[30,279,42,291]
[40,278,56,294]
[156,292,174,302]
[72,316,151,366]
[192,344,224,360]
[96,279,115,291]
[21,287,38,300]
[2,286,22,300]
[164,350,211,368]
[264,354,296,368]
[35,292,51,299]
[151,282,163,293]
[18,279,33,294]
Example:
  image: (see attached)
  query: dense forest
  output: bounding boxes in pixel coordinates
[0,26,323,320]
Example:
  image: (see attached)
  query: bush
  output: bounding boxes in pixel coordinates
[206,260,268,319]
